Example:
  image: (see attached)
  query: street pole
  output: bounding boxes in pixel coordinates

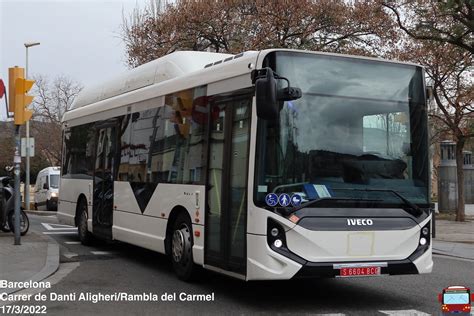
[25,46,30,212]
[14,125,21,245]
[24,42,39,212]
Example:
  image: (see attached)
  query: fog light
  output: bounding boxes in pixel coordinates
[271,227,279,237]
[274,239,283,248]
[422,227,429,236]
[419,237,427,246]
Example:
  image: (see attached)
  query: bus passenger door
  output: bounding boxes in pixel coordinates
[93,124,117,239]
[206,96,251,275]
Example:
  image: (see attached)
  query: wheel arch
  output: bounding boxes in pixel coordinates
[165,205,192,256]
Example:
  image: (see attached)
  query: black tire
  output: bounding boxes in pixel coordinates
[170,213,198,281]
[46,200,51,212]
[0,222,11,232]
[8,210,29,236]
[77,199,93,245]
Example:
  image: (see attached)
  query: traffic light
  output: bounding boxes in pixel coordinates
[14,77,35,125]
[8,67,24,113]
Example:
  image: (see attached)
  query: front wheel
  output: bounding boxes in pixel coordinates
[8,210,29,236]
[170,213,198,281]
[77,199,93,245]
[0,222,11,232]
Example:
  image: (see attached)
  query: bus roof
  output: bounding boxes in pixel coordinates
[71,51,234,111]
[445,286,470,291]
[64,49,422,125]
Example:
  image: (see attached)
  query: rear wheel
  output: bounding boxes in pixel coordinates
[170,213,198,281]
[8,210,29,236]
[77,199,93,245]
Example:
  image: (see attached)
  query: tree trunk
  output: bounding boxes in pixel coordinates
[455,139,466,222]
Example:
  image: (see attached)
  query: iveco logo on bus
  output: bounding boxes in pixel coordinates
[347,219,374,226]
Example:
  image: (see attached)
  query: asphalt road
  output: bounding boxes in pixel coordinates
[12,214,474,315]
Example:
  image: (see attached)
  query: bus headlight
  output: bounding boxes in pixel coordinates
[414,221,430,255]
[271,227,279,237]
[266,218,306,265]
[267,218,288,250]
[421,227,429,236]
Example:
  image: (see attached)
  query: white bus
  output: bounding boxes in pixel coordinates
[58,49,433,281]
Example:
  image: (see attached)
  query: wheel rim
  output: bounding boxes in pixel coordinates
[10,212,28,233]
[172,224,191,264]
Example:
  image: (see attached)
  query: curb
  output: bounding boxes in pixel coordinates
[24,210,57,216]
[6,240,60,294]
[433,250,474,261]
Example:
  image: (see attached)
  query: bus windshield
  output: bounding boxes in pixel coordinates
[255,52,429,208]
[444,292,469,304]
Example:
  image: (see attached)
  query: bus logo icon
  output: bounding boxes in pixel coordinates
[291,194,302,206]
[279,194,290,207]
[438,285,473,315]
[265,193,278,207]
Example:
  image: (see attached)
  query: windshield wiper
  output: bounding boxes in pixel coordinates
[332,188,423,217]
[278,197,384,216]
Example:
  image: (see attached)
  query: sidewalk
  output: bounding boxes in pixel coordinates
[433,210,474,260]
[0,230,59,294]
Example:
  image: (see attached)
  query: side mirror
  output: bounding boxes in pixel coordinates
[253,68,302,121]
[278,86,302,101]
[255,68,278,120]
[43,183,49,190]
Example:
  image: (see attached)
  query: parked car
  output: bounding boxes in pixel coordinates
[34,167,60,211]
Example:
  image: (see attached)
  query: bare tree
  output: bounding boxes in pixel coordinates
[383,1,474,54]
[121,0,396,67]
[31,75,83,165]
[383,1,474,221]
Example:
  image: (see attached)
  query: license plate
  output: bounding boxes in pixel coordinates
[339,266,381,277]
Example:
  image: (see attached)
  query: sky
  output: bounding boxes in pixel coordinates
[0,0,149,120]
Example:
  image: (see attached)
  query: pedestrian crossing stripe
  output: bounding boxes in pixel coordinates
[43,231,77,235]
[91,251,114,255]
[42,223,76,231]
[379,310,431,315]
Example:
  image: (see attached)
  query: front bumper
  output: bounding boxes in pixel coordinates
[246,214,433,280]
[47,197,58,210]
[295,258,418,278]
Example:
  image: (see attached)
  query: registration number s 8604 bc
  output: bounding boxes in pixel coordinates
[339,266,381,277]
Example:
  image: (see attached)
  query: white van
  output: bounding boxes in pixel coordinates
[34,167,60,211]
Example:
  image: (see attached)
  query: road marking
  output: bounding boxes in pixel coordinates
[63,252,78,258]
[41,223,76,231]
[43,231,77,235]
[65,241,81,245]
[91,251,114,255]
[379,310,431,315]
